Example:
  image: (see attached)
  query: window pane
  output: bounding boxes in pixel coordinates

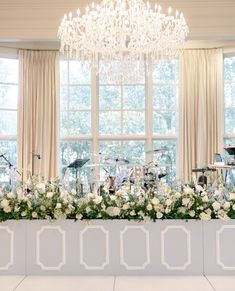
[69,111,91,135]
[225,108,235,134]
[224,83,235,108]
[0,85,18,109]
[153,111,177,135]
[153,85,177,110]
[99,86,121,110]
[0,58,18,83]
[123,140,145,164]
[69,61,90,84]
[123,111,145,134]
[153,60,178,83]
[224,57,235,82]
[123,86,145,110]
[0,140,17,183]
[99,111,121,135]
[60,86,68,110]
[69,86,91,110]
[0,111,17,135]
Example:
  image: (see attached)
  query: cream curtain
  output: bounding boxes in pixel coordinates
[18,50,59,180]
[179,49,223,182]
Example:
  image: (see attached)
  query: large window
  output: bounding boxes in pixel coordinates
[0,58,18,183]
[60,59,179,183]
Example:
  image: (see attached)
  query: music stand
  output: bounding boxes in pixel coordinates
[67,158,90,193]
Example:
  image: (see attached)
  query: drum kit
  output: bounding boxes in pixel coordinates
[65,147,173,193]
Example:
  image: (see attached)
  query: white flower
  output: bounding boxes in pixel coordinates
[21,211,27,217]
[233,204,235,211]
[130,210,136,216]
[65,208,72,215]
[214,189,221,197]
[212,201,221,211]
[146,204,153,211]
[56,203,62,209]
[223,201,231,210]
[93,195,102,204]
[205,208,212,215]
[182,198,190,206]
[217,210,229,221]
[165,199,172,206]
[0,189,3,198]
[86,206,91,213]
[110,195,117,201]
[202,195,209,202]
[178,207,186,214]
[7,192,14,199]
[3,206,12,213]
[189,210,195,217]
[116,189,127,197]
[200,212,211,220]
[71,189,77,196]
[156,212,163,219]
[106,206,121,217]
[229,193,235,200]
[40,205,46,212]
[151,197,160,205]
[36,183,45,193]
[122,203,130,210]
[184,187,194,195]
[196,185,203,192]
[0,199,9,208]
[46,192,53,199]
[32,211,38,218]
[76,213,83,220]
[174,192,181,199]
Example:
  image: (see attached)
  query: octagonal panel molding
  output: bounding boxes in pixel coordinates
[36,225,66,271]
[216,225,235,270]
[161,225,191,270]
[120,226,150,270]
[80,225,109,270]
[0,226,14,270]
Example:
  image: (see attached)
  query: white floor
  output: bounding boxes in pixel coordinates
[0,275,234,291]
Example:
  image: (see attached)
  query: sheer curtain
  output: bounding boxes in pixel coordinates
[178,49,223,182]
[18,50,59,180]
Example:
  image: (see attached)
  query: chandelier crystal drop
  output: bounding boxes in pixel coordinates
[58,0,189,81]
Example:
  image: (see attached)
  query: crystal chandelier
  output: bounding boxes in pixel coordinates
[58,0,189,81]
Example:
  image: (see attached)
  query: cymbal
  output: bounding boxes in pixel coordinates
[145,148,167,154]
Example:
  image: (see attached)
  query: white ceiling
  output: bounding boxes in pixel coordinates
[0,0,235,43]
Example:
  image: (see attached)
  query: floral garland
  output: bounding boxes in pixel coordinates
[0,176,235,222]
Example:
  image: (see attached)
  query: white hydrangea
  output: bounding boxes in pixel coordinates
[106,206,121,217]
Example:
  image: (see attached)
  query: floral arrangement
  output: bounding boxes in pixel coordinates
[0,176,235,222]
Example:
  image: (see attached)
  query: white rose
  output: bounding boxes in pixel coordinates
[230,193,235,200]
[106,206,120,217]
[189,210,195,217]
[200,212,211,220]
[184,187,194,195]
[174,192,181,199]
[65,208,72,215]
[32,211,38,218]
[151,197,160,205]
[205,208,212,215]
[7,192,14,199]
[0,199,9,208]
[202,195,209,203]
[4,206,12,213]
[130,210,136,216]
[156,212,163,219]
[165,199,172,206]
[56,203,62,209]
[76,213,83,220]
[218,210,229,221]
[122,203,130,210]
[179,207,186,213]
[212,201,221,211]
[146,204,153,211]
[46,192,53,199]
[233,204,235,211]
[223,201,231,210]
[196,185,203,192]
[36,183,45,193]
[93,195,102,204]
[182,198,190,206]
